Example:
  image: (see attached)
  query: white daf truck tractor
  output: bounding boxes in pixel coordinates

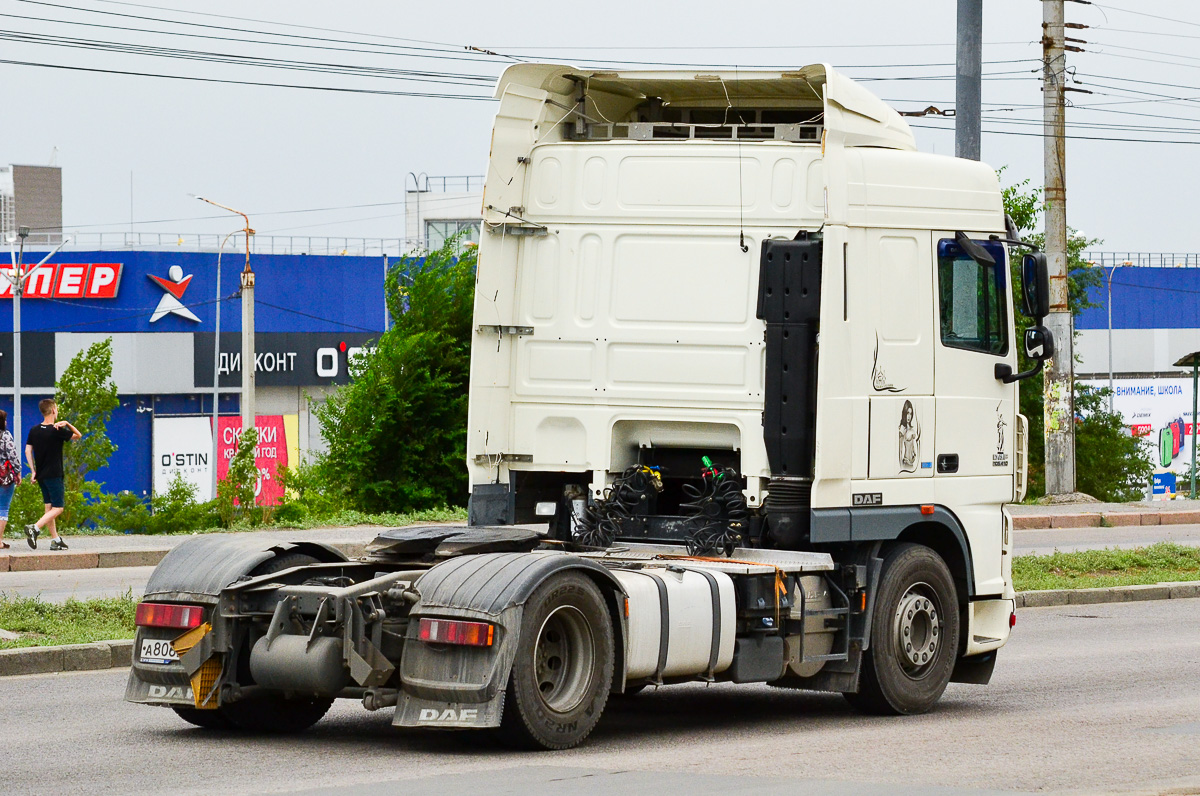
[126,63,1056,750]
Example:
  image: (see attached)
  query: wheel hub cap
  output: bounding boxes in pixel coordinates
[894,584,940,675]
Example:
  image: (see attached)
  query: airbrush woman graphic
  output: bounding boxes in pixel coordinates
[899,400,921,473]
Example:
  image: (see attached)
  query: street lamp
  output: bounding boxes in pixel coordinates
[406,172,428,250]
[1100,259,1133,414]
[195,198,255,435]
[5,227,71,451]
[205,227,242,501]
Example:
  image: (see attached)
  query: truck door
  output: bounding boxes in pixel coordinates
[931,234,1018,481]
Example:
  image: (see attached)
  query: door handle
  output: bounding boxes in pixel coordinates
[937,454,959,474]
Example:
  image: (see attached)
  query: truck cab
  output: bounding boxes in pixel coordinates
[467,62,1039,666]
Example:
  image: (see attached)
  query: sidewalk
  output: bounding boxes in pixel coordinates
[0,525,391,573]
[1,500,1197,574]
[1008,499,1200,529]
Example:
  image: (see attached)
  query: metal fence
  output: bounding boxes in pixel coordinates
[10,231,410,257]
[1082,252,1200,269]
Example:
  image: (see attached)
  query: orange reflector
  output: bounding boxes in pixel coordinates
[135,602,204,629]
[920,505,935,515]
[624,597,630,618]
[860,591,867,611]
[418,618,494,647]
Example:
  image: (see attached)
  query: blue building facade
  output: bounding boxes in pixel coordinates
[0,249,388,498]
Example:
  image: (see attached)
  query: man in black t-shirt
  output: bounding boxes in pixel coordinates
[24,398,81,550]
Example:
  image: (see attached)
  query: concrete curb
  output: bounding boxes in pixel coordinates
[1011,510,1200,530]
[0,639,132,677]
[0,583,1196,678]
[1014,580,1200,608]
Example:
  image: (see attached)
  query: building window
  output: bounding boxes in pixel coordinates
[425,219,480,251]
[937,239,1008,356]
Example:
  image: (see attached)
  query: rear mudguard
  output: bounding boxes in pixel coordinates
[127,536,348,707]
[143,536,349,604]
[394,551,626,730]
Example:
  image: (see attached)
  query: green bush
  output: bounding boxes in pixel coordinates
[1074,385,1154,501]
[5,480,46,536]
[148,473,221,534]
[216,428,262,527]
[277,461,349,519]
[93,490,151,534]
[314,237,475,513]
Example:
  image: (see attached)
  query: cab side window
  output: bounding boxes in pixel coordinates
[937,239,1008,356]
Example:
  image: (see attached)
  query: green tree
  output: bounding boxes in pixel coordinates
[1074,385,1153,501]
[1002,174,1149,499]
[315,236,476,512]
[217,427,261,526]
[53,338,119,528]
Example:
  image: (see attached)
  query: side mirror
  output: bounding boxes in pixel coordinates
[996,324,1055,383]
[1021,252,1051,319]
[1024,325,1054,361]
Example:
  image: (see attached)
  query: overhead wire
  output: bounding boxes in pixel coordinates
[0,57,496,99]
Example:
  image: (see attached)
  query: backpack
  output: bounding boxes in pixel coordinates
[0,432,18,486]
[0,458,17,486]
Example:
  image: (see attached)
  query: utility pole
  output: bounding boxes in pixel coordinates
[955,0,983,160]
[5,227,69,451]
[197,198,254,439]
[241,261,255,431]
[1043,0,1076,495]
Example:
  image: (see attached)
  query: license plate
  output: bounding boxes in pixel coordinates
[140,637,180,665]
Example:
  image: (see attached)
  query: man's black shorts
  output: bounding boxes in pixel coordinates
[38,477,65,508]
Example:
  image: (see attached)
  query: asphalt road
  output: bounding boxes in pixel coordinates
[4,524,1200,603]
[0,599,1196,795]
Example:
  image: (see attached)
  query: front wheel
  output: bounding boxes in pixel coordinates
[845,543,960,715]
[498,572,614,750]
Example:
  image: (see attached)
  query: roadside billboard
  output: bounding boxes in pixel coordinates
[152,416,214,500]
[1080,378,1194,498]
[216,415,300,506]
[153,414,299,505]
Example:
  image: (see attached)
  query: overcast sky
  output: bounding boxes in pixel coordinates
[2,0,1195,253]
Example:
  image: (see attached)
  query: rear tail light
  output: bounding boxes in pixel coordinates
[135,602,204,629]
[418,618,494,647]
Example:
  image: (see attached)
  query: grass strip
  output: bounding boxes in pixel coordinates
[1013,542,1200,591]
[0,593,136,650]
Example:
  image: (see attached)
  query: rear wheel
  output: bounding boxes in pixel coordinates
[219,695,333,733]
[499,572,614,750]
[171,707,231,730]
[845,543,960,715]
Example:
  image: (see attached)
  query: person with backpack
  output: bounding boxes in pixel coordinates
[24,398,80,551]
[0,409,21,549]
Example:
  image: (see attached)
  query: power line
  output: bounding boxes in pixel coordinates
[86,0,467,50]
[254,299,381,333]
[1088,3,1200,31]
[0,57,496,100]
[14,0,492,59]
[485,40,1034,51]
[910,121,1200,145]
[0,11,512,66]
[0,29,498,86]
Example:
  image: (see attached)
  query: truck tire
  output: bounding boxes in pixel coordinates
[845,543,960,716]
[220,695,334,733]
[498,572,614,750]
[171,707,232,729]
